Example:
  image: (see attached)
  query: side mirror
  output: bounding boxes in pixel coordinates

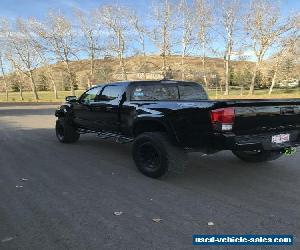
[65,96,77,102]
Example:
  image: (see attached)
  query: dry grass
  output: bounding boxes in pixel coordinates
[0,90,85,103]
[207,88,300,99]
[0,87,299,102]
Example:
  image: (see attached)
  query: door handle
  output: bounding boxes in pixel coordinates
[106,106,113,110]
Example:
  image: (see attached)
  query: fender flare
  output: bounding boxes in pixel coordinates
[132,117,179,143]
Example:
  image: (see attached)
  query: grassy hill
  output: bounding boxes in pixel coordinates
[27,55,257,90]
[43,54,300,88]
[0,55,299,102]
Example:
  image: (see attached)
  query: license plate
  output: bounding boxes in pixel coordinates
[271,134,290,144]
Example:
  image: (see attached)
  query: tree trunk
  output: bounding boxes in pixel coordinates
[88,53,95,88]
[181,55,184,80]
[142,53,147,80]
[29,70,39,101]
[46,66,58,99]
[224,45,232,96]
[53,81,58,99]
[118,52,127,80]
[249,70,256,95]
[117,31,127,80]
[202,43,208,87]
[0,58,9,101]
[70,81,75,96]
[16,71,24,101]
[162,22,168,78]
[268,67,278,95]
[143,61,147,80]
[162,53,167,77]
[224,54,229,95]
[181,51,186,80]
[2,79,9,101]
[181,38,187,80]
[142,42,147,80]
[120,56,127,80]
[249,62,259,95]
[224,36,232,95]
[65,61,75,96]
[203,75,208,87]
[50,74,58,99]
[19,84,23,101]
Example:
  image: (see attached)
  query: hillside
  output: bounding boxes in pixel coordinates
[1,55,299,92]
[34,55,255,90]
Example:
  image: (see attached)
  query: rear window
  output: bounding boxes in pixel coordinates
[131,83,207,101]
[178,84,208,100]
[131,85,178,101]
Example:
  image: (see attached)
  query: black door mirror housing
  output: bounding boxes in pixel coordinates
[65,96,77,102]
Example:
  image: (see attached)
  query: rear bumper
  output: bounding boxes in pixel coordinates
[213,130,300,151]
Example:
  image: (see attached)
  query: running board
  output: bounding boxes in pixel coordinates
[77,128,133,144]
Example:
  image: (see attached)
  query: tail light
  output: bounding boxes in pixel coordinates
[210,107,235,131]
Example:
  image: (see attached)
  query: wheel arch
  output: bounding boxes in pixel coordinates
[55,104,73,119]
[132,118,178,143]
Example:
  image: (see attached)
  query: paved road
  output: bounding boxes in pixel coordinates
[0,104,299,250]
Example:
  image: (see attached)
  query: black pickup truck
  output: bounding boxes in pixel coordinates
[55,80,300,178]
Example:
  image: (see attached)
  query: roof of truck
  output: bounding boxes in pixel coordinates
[94,79,200,87]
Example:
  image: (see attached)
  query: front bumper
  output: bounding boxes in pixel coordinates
[213,130,300,151]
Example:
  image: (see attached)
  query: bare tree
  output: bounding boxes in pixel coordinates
[129,11,147,79]
[244,0,295,95]
[22,18,58,99]
[15,71,25,101]
[178,0,196,80]
[33,12,78,95]
[6,53,24,100]
[195,0,214,87]
[148,0,176,77]
[0,19,10,100]
[268,35,299,94]
[2,18,41,100]
[74,9,102,87]
[44,62,58,99]
[97,4,131,80]
[0,52,9,101]
[216,0,240,95]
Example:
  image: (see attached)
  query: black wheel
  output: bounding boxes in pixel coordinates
[132,132,187,178]
[232,149,283,163]
[55,118,80,143]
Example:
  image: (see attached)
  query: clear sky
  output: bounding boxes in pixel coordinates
[0,0,299,59]
[0,0,149,19]
[0,0,298,20]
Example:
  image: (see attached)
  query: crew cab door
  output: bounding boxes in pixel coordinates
[72,86,102,130]
[90,84,126,132]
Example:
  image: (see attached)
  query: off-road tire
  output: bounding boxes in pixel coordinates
[132,132,187,178]
[232,150,283,163]
[55,118,80,143]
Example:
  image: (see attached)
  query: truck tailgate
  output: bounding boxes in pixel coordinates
[229,99,300,135]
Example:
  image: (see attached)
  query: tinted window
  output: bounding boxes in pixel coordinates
[80,87,101,104]
[131,85,178,101]
[98,85,123,101]
[178,84,208,100]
